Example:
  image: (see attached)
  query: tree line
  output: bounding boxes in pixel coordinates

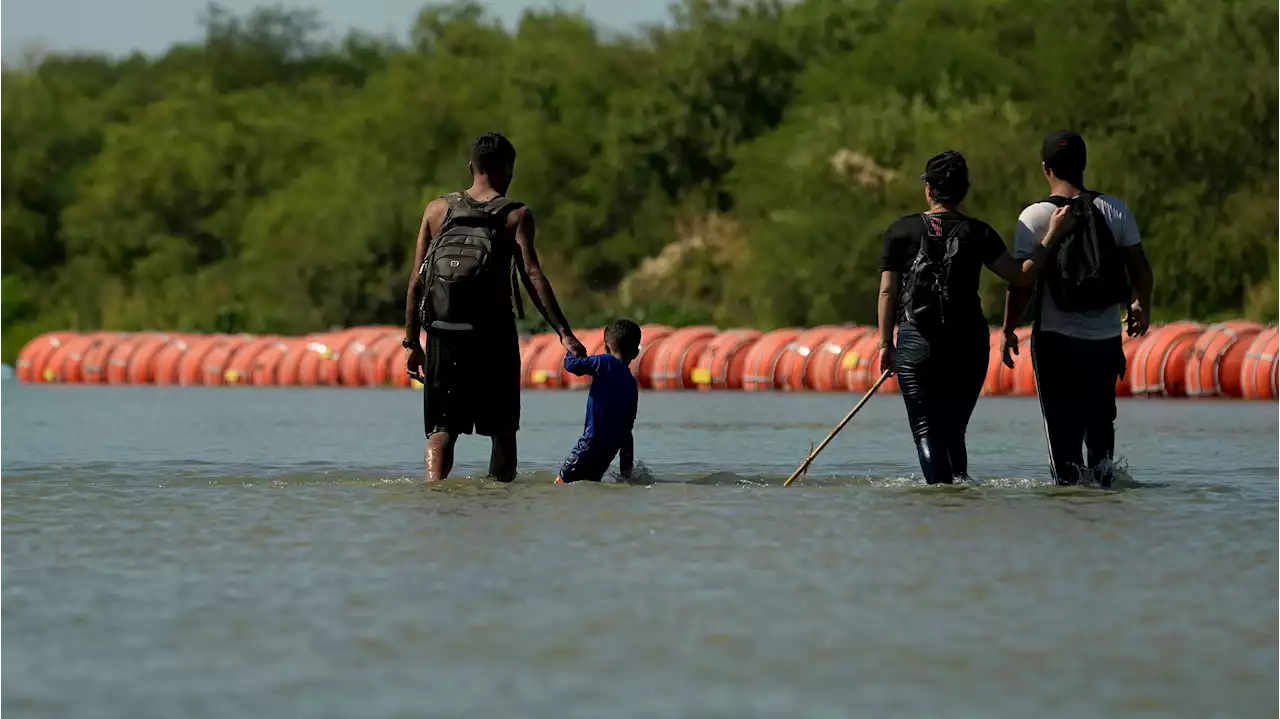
[4,0,1276,363]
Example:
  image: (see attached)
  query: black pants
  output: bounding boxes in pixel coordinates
[895,322,989,484]
[1031,330,1126,486]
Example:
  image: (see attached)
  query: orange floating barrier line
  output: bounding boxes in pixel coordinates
[13,323,1276,398]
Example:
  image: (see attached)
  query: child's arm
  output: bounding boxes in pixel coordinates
[619,394,636,478]
[619,431,634,479]
[563,353,601,377]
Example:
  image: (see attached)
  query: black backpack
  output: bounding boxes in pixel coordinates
[418,192,526,329]
[1040,191,1131,313]
[900,213,966,326]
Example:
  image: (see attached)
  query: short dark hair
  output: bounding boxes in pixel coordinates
[605,319,641,356]
[1041,130,1086,186]
[470,132,516,175]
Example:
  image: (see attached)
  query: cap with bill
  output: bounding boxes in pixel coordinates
[1041,130,1087,174]
[920,150,969,190]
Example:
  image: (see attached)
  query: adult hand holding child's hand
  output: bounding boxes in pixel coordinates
[561,332,587,358]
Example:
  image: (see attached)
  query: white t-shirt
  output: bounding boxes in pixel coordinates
[1014,194,1141,340]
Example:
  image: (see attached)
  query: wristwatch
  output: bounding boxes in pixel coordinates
[402,337,421,349]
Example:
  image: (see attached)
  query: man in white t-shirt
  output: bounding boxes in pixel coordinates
[1001,130,1154,486]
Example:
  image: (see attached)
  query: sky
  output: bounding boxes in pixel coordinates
[1,0,672,60]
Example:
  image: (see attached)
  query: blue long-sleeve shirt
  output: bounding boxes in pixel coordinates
[563,352,638,473]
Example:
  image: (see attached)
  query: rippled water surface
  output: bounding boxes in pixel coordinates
[3,385,1277,718]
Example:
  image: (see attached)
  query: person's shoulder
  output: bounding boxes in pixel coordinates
[1091,193,1132,217]
[963,216,998,234]
[887,213,923,235]
[423,196,450,230]
[425,196,450,215]
[1019,200,1054,216]
[506,202,533,233]
[1017,201,1054,227]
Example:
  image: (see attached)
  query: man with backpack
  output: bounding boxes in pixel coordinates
[1001,130,1154,486]
[404,132,586,482]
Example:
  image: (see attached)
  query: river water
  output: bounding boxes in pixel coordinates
[2,385,1276,718]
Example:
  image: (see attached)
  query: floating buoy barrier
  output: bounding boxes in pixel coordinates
[12,323,1277,399]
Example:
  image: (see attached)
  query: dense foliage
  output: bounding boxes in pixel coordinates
[4,0,1276,363]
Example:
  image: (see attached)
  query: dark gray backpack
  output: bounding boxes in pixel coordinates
[418,192,525,329]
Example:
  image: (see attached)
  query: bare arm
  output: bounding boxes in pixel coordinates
[1121,244,1153,311]
[877,270,899,348]
[405,205,435,344]
[512,207,576,340]
[619,431,634,478]
[1002,286,1029,334]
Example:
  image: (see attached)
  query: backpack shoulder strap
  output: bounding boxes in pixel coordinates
[442,192,473,215]
[1043,195,1072,207]
[480,196,525,224]
[943,216,970,240]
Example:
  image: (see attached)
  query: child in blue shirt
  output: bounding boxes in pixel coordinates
[554,319,641,483]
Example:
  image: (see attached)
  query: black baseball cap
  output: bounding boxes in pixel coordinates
[920,150,969,200]
[1041,130,1086,176]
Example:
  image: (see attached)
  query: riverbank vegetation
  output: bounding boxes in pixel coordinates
[4,0,1276,362]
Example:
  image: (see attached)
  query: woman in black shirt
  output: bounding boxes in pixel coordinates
[877,151,1070,484]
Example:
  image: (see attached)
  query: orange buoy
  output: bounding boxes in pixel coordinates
[630,325,673,389]
[774,326,840,391]
[315,329,358,386]
[199,335,252,386]
[649,326,718,390]
[566,328,606,390]
[1115,333,1142,398]
[335,328,396,386]
[378,330,419,386]
[741,328,801,392]
[293,334,341,387]
[528,335,572,389]
[122,334,172,384]
[982,330,1005,396]
[80,333,128,384]
[42,333,107,383]
[360,334,402,386]
[1240,326,1279,401]
[1131,322,1205,397]
[175,335,230,386]
[840,332,882,394]
[804,327,872,392]
[223,335,280,386]
[691,329,762,390]
[16,332,68,383]
[275,340,307,386]
[1184,321,1264,398]
[520,334,557,388]
[246,339,295,386]
[152,336,195,385]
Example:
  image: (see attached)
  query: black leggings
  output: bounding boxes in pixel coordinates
[894,322,989,484]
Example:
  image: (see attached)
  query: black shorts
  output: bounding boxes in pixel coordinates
[422,320,520,437]
[557,440,620,483]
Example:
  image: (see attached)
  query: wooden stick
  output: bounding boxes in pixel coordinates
[783,369,892,487]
